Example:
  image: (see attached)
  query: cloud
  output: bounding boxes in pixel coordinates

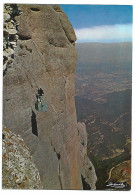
[75,24,132,43]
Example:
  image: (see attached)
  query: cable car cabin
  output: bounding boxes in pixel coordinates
[35,96,47,112]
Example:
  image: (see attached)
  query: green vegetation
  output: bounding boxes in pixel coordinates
[93,152,131,190]
[75,90,131,190]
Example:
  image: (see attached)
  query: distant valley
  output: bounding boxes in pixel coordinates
[75,42,132,102]
[75,42,132,190]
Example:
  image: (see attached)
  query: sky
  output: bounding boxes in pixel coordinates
[61,5,133,43]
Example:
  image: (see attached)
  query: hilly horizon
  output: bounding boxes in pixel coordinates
[76,42,132,66]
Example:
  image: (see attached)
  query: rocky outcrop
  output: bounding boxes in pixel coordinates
[3,4,96,189]
[2,129,42,189]
[78,122,97,189]
[3,4,22,75]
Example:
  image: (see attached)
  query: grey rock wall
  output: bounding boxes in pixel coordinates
[78,122,97,189]
[3,4,97,190]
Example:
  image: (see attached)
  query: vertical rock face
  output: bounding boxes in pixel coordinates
[3,4,96,189]
[78,122,97,190]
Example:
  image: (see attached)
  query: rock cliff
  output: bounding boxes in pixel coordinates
[78,122,97,189]
[2,129,42,189]
[3,4,96,189]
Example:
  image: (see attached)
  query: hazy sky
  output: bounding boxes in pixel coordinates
[61,5,133,43]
